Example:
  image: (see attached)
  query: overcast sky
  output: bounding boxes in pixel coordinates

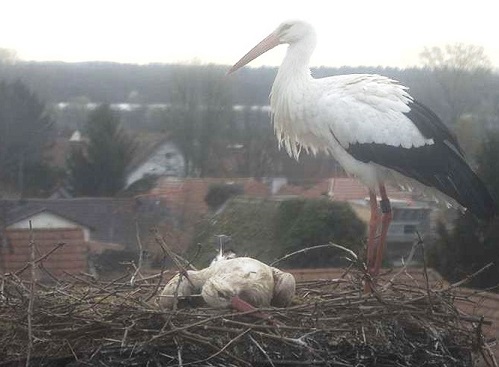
[1,0,498,68]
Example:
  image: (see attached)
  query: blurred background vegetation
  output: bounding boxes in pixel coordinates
[1,44,498,288]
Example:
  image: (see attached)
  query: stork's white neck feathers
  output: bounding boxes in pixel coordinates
[280,32,316,75]
[271,30,319,159]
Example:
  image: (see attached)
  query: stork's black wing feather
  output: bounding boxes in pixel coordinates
[405,100,463,154]
[346,100,496,220]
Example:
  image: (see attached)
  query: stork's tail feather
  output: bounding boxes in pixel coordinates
[435,152,496,220]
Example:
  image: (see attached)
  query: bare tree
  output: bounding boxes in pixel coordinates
[164,66,233,177]
[0,48,17,64]
[420,43,491,71]
[419,43,492,125]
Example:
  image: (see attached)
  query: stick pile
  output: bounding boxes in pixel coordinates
[1,259,496,367]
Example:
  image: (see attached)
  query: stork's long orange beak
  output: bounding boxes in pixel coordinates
[228,32,280,74]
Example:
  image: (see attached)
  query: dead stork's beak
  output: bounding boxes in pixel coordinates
[228,32,280,74]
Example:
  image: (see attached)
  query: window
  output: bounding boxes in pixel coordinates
[404,224,417,234]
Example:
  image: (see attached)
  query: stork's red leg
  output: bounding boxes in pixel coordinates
[372,184,392,276]
[366,189,379,274]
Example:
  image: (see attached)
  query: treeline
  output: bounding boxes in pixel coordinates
[1,61,498,128]
[0,62,461,106]
[1,57,498,288]
[2,59,498,189]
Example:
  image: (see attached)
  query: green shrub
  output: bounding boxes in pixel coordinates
[204,183,244,211]
[191,197,366,268]
[275,198,365,267]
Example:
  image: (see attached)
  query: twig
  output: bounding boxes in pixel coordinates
[153,230,196,291]
[12,242,65,276]
[439,262,495,292]
[66,340,79,362]
[130,221,144,287]
[153,228,197,271]
[382,236,422,290]
[249,334,276,367]
[0,275,5,300]
[132,272,167,283]
[186,328,250,366]
[419,233,433,313]
[120,321,135,350]
[270,242,358,267]
[174,336,183,366]
[171,272,186,311]
[146,260,167,303]
[180,331,252,367]
[25,221,36,367]
[222,319,351,332]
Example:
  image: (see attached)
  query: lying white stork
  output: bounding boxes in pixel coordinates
[228,20,496,279]
[160,257,296,312]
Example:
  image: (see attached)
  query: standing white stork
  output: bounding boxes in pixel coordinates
[228,20,496,279]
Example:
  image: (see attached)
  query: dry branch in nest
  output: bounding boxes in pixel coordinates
[0,241,497,367]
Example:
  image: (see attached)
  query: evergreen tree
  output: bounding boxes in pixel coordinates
[0,80,55,194]
[68,105,135,196]
[429,133,499,289]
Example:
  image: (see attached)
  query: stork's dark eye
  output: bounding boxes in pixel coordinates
[217,290,226,298]
[279,24,292,33]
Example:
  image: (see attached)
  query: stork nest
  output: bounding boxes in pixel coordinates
[1,261,497,367]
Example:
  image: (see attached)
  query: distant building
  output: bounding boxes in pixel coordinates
[69,130,83,142]
[387,200,432,242]
[125,140,185,188]
[0,197,172,277]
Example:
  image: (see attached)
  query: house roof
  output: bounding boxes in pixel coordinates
[0,197,171,251]
[3,207,91,229]
[126,132,171,173]
[150,177,418,214]
[276,177,414,201]
[149,177,270,215]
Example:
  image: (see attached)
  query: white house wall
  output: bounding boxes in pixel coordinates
[126,142,185,187]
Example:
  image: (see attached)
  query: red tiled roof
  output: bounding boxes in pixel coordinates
[150,177,270,215]
[276,177,413,202]
[275,184,304,196]
[330,178,414,201]
[146,178,270,252]
[150,177,416,211]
